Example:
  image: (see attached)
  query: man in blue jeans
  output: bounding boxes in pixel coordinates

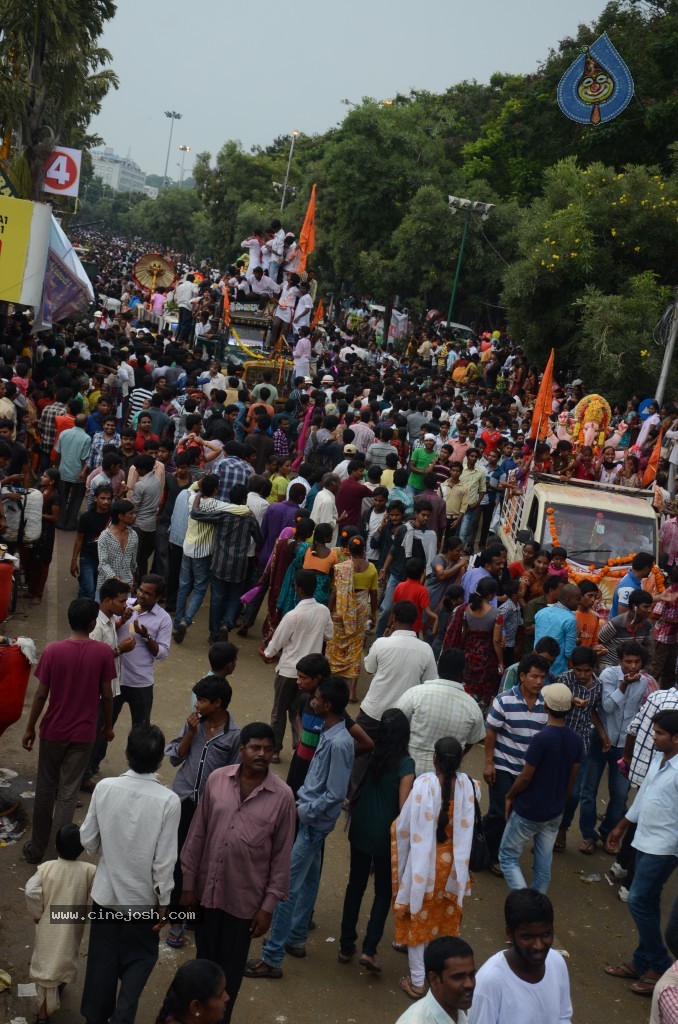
[579,640,650,854]
[245,676,354,979]
[499,683,583,892]
[605,709,678,995]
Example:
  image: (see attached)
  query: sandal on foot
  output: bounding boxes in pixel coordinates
[392,941,407,953]
[605,962,641,979]
[489,863,504,877]
[399,976,425,1000]
[284,943,306,958]
[165,930,185,948]
[359,954,382,973]
[244,958,283,979]
[631,975,660,995]
[580,838,597,855]
[338,949,355,964]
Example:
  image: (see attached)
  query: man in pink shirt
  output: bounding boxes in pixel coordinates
[180,722,296,1023]
[450,425,472,464]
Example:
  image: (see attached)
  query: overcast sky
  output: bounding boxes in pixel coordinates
[91,0,609,179]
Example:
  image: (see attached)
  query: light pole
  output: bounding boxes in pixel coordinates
[446,195,495,324]
[178,144,191,187]
[280,130,300,213]
[162,111,182,188]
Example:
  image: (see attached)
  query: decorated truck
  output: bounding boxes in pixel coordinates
[497,474,662,611]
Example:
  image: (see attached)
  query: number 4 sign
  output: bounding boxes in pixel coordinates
[44,147,82,198]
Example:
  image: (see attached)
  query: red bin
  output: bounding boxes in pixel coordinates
[0,643,31,739]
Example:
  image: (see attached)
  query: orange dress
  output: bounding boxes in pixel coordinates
[391,801,464,945]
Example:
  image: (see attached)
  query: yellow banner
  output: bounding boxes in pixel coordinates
[0,196,36,302]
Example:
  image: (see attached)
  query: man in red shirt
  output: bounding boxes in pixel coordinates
[22,598,116,864]
[336,461,373,527]
[481,416,503,455]
[391,557,438,635]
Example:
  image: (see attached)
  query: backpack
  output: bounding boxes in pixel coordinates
[2,488,43,545]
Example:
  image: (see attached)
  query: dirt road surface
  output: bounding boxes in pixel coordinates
[0,533,675,1023]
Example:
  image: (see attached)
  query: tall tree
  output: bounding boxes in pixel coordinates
[0,0,118,198]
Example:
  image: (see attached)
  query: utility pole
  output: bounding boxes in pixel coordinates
[280,131,300,212]
[163,111,182,189]
[446,196,495,324]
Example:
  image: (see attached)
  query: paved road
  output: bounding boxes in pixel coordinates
[0,531,674,1024]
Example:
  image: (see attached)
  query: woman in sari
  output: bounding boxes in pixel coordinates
[259,512,310,647]
[327,534,378,703]
[442,576,504,709]
[391,736,477,1000]
[520,550,551,603]
[302,522,338,605]
[276,517,316,617]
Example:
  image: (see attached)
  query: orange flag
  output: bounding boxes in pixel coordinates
[220,284,231,328]
[642,429,663,486]
[298,183,317,275]
[311,298,324,329]
[529,348,555,441]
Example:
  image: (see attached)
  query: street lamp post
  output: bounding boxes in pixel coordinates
[162,111,182,188]
[178,144,191,187]
[280,130,300,213]
[446,195,495,324]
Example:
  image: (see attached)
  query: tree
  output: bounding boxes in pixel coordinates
[127,188,201,250]
[0,0,118,199]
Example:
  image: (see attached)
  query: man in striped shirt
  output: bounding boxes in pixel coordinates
[173,475,231,643]
[190,482,262,644]
[37,389,70,472]
[482,653,549,874]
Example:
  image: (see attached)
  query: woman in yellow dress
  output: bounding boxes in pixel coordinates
[326,534,378,703]
[391,736,478,999]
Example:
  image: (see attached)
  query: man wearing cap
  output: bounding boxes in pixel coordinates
[408,434,437,496]
[498,683,584,893]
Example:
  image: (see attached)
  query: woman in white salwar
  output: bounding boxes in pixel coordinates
[391,737,478,1000]
[25,824,95,1023]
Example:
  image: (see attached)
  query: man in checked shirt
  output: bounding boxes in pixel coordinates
[553,646,605,853]
[37,387,70,473]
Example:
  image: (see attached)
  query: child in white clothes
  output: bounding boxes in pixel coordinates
[25,824,96,1023]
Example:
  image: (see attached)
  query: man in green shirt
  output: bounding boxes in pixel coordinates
[408,434,437,495]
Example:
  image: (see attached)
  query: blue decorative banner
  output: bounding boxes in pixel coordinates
[557,32,634,126]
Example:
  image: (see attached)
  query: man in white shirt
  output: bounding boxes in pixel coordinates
[395,649,486,775]
[82,578,137,790]
[293,281,313,335]
[469,890,572,1024]
[241,230,264,273]
[80,723,181,1024]
[200,359,227,398]
[269,274,300,349]
[250,266,281,299]
[262,569,334,762]
[267,220,285,283]
[396,936,476,1024]
[357,600,437,743]
[174,273,198,342]
[310,473,340,545]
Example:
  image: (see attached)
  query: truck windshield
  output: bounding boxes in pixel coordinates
[539,506,655,568]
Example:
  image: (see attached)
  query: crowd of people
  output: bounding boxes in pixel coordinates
[2,236,678,1024]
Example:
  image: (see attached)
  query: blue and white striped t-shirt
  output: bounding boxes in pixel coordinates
[486,685,547,775]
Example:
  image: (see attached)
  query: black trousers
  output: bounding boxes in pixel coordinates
[195,907,252,1024]
[340,846,392,956]
[166,542,184,611]
[81,901,159,1024]
[168,798,197,917]
[482,768,515,863]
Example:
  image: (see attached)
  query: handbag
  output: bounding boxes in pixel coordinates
[466,775,490,872]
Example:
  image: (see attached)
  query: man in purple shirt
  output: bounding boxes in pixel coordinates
[180,722,296,1023]
[258,483,307,565]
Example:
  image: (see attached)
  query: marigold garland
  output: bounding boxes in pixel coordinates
[543,508,646,586]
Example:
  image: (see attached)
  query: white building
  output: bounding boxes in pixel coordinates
[144,185,159,200]
[90,148,146,193]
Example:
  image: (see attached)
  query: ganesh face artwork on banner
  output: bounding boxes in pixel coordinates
[557,32,634,126]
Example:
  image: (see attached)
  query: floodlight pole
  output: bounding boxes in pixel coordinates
[447,207,472,324]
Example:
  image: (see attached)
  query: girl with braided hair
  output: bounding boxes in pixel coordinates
[155,960,227,1024]
[391,737,479,1000]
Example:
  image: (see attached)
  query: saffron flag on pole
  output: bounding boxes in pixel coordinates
[298,183,316,275]
[311,298,324,329]
[530,348,555,441]
[220,284,231,328]
[642,429,663,486]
